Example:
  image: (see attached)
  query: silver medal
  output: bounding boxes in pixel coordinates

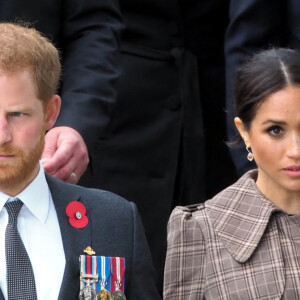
[79,284,97,300]
[112,280,126,300]
[79,272,98,300]
[111,289,126,300]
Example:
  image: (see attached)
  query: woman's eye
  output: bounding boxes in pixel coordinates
[268,126,283,136]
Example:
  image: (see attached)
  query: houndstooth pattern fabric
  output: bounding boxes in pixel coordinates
[5,200,37,300]
[164,170,300,300]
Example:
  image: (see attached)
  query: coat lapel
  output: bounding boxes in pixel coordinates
[206,170,285,299]
[46,175,91,300]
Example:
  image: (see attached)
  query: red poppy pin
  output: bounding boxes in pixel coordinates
[66,201,88,228]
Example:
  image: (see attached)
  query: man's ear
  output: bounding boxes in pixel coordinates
[44,95,61,130]
[234,117,250,146]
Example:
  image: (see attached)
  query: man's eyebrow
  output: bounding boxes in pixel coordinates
[7,105,34,111]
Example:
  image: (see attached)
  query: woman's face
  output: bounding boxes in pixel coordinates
[235,85,300,202]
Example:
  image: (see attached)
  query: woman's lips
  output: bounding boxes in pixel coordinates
[283,166,300,177]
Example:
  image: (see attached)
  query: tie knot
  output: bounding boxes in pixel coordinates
[5,200,23,224]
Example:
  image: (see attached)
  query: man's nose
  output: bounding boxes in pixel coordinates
[0,117,12,145]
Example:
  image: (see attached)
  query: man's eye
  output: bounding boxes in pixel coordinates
[11,112,23,117]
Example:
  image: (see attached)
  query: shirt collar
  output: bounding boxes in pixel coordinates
[206,169,282,263]
[0,161,50,223]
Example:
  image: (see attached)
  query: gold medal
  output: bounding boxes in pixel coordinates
[97,256,111,299]
[97,288,112,300]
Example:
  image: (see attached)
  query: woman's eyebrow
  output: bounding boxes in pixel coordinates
[261,119,287,125]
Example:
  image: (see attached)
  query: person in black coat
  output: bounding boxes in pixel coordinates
[0,0,123,184]
[79,0,237,292]
[225,0,294,175]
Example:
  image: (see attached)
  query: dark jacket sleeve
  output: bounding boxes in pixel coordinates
[225,0,285,176]
[127,202,162,299]
[55,0,123,152]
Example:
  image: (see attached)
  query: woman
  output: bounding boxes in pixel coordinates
[164,48,300,299]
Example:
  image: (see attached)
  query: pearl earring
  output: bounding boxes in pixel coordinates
[246,146,254,161]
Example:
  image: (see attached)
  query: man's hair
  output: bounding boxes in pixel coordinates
[0,22,61,102]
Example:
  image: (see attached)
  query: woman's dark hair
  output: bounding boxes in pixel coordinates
[235,48,300,140]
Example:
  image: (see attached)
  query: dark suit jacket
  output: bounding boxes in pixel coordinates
[225,0,298,175]
[0,175,160,300]
[0,0,123,153]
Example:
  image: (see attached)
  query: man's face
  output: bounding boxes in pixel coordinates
[0,69,57,195]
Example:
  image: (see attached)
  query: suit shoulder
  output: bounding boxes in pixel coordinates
[77,185,130,205]
[76,186,136,217]
[46,174,135,213]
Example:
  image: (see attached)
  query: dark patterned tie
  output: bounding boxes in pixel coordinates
[5,200,38,300]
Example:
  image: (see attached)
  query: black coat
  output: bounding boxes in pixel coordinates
[0,0,122,153]
[80,0,237,292]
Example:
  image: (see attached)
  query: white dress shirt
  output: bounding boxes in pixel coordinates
[0,162,65,300]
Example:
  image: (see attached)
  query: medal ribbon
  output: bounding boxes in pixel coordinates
[79,255,98,291]
[80,255,85,290]
[91,256,97,290]
[97,256,111,292]
[111,257,125,294]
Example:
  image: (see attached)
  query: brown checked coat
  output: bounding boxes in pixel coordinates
[164,170,300,299]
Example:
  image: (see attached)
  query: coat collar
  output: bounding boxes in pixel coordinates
[45,174,91,300]
[205,170,282,263]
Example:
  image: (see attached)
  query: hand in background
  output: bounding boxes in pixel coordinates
[41,126,89,184]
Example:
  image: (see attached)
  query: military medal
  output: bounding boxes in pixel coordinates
[97,288,111,300]
[111,287,126,300]
[97,256,111,300]
[79,251,125,299]
[79,255,98,300]
[79,276,98,300]
[111,257,126,300]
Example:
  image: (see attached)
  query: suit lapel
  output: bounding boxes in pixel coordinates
[46,175,91,300]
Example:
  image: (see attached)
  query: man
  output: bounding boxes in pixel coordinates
[0,0,123,184]
[0,23,160,300]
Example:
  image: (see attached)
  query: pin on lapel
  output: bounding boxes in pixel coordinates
[66,201,88,228]
[84,246,96,255]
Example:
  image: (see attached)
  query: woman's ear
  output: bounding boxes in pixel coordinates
[44,95,61,130]
[234,117,250,147]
